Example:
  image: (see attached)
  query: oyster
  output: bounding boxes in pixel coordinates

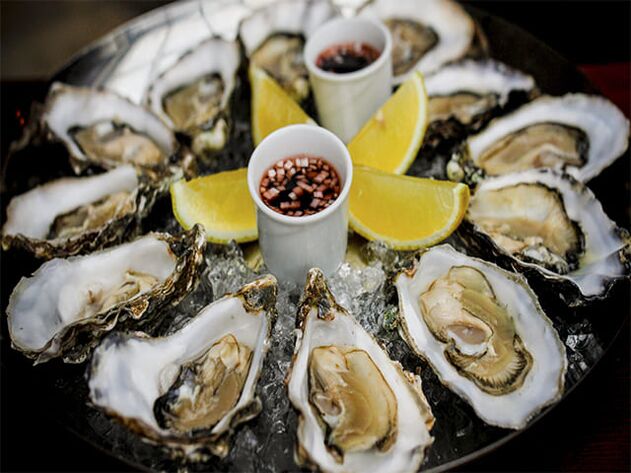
[359,0,476,83]
[458,94,630,182]
[287,269,434,473]
[425,59,536,129]
[43,83,178,173]
[239,0,338,102]
[6,227,206,364]
[396,245,567,429]
[2,165,171,259]
[464,169,630,302]
[87,275,277,457]
[147,38,240,156]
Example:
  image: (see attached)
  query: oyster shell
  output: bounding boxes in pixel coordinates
[396,245,567,429]
[287,269,434,473]
[458,94,630,183]
[6,226,206,364]
[463,169,630,303]
[43,83,178,173]
[147,38,241,156]
[359,0,476,83]
[87,275,277,458]
[239,0,338,102]
[1,165,172,259]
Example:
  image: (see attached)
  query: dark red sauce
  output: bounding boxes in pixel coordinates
[316,42,381,74]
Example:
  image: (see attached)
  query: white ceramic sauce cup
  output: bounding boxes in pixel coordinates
[247,124,353,283]
[304,17,393,143]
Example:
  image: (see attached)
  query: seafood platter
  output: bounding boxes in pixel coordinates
[1,0,629,471]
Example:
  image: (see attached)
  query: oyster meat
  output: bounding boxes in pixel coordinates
[7,227,206,364]
[147,38,240,156]
[359,0,476,83]
[88,275,277,457]
[239,0,338,101]
[464,169,630,301]
[396,245,567,429]
[43,83,178,173]
[2,165,169,259]
[287,269,434,473]
[463,94,630,182]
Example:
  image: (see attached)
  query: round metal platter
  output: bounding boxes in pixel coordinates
[1,1,629,472]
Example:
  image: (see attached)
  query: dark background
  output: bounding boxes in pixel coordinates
[1,1,629,472]
[1,1,630,80]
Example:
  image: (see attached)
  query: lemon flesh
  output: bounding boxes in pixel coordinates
[250,65,315,146]
[348,71,428,175]
[349,166,469,250]
[171,168,257,243]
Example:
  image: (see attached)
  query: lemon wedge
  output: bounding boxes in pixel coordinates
[171,168,257,243]
[349,166,469,249]
[250,65,315,146]
[348,71,428,174]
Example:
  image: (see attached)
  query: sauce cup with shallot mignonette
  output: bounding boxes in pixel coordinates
[247,124,353,283]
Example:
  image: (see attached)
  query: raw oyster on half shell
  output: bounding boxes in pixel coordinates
[396,245,566,429]
[425,59,536,129]
[6,226,206,364]
[87,275,277,458]
[43,83,178,173]
[453,94,629,183]
[2,165,172,259]
[287,269,434,473]
[147,38,241,156]
[359,0,477,83]
[463,169,630,302]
